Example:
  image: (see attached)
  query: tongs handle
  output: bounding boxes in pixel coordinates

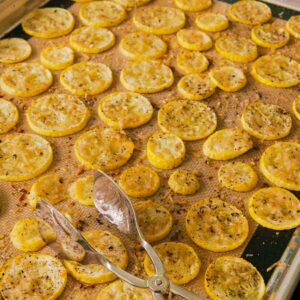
[36,200,148,289]
[170,282,207,300]
[151,291,166,300]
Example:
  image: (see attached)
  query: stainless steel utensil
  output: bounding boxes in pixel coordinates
[35,171,203,300]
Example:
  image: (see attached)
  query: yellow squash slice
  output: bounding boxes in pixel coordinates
[195,13,229,32]
[146,131,185,169]
[120,60,173,93]
[241,101,292,140]
[134,200,173,242]
[10,218,56,252]
[144,242,201,285]
[218,162,258,192]
[292,95,300,123]
[74,127,134,171]
[40,45,74,70]
[0,62,53,97]
[119,165,160,197]
[22,7,75,38]
[113,0,151,8]
[176,49,209,74]
[60,62,113,96]
[251,23,289,48]
[60,238,86,262]
[205,256,265,300]
[177,73,216,100]
[203,128,253,160]
[0,253,67,300]
[260,142,300,191]
[186,198,249,252]
[215,36,258,63]
[168,169,200,195]
[28,173,67,209]
[209,66,247,92]
[37,218,57,243]
[79,1,126,28]
[0,133,53,181]
[96,280,153,300]
[174,0,212,12]
[251,54,300,88]
[0,98,18,134]
[286,15,300,39]
[248,187,300,230]
[158,100,217,141]
[64,230,128,284]
[69,175,94,206]
[119,32,167,60]
[70,26,115,54]
[0,38,31,63]
[26,94,90,137]
[177,29,213,51]
[133,6,185,35]
[229,0,272,25]
[98,92,153,129]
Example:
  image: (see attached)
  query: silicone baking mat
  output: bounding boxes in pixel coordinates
[0,0,299,299]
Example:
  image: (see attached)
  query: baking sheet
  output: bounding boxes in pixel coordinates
[0,0,300,299]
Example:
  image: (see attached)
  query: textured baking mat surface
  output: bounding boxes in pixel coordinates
[0,0,300,299]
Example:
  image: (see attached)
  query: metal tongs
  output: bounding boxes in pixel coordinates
[36,170,203,300]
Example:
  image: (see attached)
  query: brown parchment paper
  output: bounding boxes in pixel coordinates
[0,0,300,299]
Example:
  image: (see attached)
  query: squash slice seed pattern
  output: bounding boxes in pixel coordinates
[260,142,300,191]
[205,256,265,300]
[229,0,271,25]
[209,66,247,92]
[241,101,292,140]
[60,62,113,96]
[186,198,249,252]
[74,127,134,171]
[144,242,201,285]
[70,27,115,54]
[146,131,185,169]
[176,49,209,74]
[133,6,185,35]
[0,63,53,97]
[168,169,200,195]
[251,54,300,88]
[218,162,258,192]
[203,128,253,160]
[69,175,94,206]
[120,60,173,93]
[215,36,258,63]
[79,1,126,28]
[177,73,216,100]
[196,13,229,32]
[248,187,300,230]
[0,253,67,300]
[119,32,167,61]
[0,38,31,63]
[134,200,173,242]
[251,23,289,49]
[26,94,90,137]
[0,134,53,181]
[158,100,217,141]
[22,7,74,38]
[28,173,67,209]
[119,165,160,197]
[98,92,153,129]
[0,98,19,134]
[40,46,74,70]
